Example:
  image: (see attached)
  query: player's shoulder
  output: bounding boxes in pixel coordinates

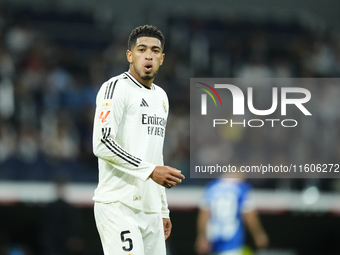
[152,83,165,91]
[102,72,131,92]
[95,73,130,103]
[103,73,129,88]
[238,181,252,194]
[153,83,168,102]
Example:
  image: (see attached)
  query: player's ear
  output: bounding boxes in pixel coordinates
[126,50,133,63]
[160,53,165,66]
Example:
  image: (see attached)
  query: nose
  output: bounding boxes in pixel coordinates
[145,49,152,60]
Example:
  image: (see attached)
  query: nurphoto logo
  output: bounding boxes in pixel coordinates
[196,81,312,128]
[189,78,333,179]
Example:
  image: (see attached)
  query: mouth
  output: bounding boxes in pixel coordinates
[144,63,153,73]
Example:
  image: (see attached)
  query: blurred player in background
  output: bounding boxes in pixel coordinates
[195,173,268,255]
[92,25,185,255]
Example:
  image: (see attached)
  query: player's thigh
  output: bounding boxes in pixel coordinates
[143,213,166,255]
[94,202,144,255]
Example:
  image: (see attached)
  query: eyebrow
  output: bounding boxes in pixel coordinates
[136,44,162,50]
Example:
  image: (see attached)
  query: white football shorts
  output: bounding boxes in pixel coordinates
[94,202,166,255]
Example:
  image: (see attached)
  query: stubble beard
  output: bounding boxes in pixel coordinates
[141,74,154,81]
[133,65,159,81]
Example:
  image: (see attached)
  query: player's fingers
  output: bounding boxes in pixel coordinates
[166,167,185,180]
[167,175,182,184]
[166,166,184,176]
[164,178,181,189]
[172,172,185,181]
[165,182,173,189]
[178,173,185,179]
[164,229,171,240]
[164,230,170,240]
[165,166,177,171]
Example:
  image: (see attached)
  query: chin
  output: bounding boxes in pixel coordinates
[141,74,154,81]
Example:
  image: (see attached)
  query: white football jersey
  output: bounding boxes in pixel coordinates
[92,72,169,217]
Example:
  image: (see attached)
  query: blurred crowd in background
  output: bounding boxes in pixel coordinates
[0,2,340,190]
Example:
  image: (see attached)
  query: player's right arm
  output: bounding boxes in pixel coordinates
[93,78,156,181]
[93,78,184,187]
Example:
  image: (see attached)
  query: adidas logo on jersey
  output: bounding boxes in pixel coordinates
[140,98,149,107]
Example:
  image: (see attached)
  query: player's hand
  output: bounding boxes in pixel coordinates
[149,166,185,189]
[163,218,172,240]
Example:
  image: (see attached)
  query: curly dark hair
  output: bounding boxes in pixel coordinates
[128,25,165,51]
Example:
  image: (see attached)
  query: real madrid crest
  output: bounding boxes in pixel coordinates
[162,100,167,114]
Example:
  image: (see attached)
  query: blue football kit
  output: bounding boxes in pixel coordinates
[201,179,254,253]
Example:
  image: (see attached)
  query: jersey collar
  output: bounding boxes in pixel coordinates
[125,72,155,90]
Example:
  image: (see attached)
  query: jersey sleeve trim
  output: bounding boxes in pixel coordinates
[101,127,142,167]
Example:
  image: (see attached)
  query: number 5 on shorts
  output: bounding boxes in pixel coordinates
[121,230,133,251]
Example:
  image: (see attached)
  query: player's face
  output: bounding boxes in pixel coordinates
[127,37,165,84]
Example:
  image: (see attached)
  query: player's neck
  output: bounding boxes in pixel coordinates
[128,68,153,88]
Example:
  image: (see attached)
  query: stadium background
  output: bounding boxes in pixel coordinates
[0,0,340,254]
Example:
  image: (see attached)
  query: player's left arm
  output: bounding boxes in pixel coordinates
[160,185,171,240]
[243,209,269,249]
[195,208,210,255]
[160,186,170,217]
[241,185,269,249]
